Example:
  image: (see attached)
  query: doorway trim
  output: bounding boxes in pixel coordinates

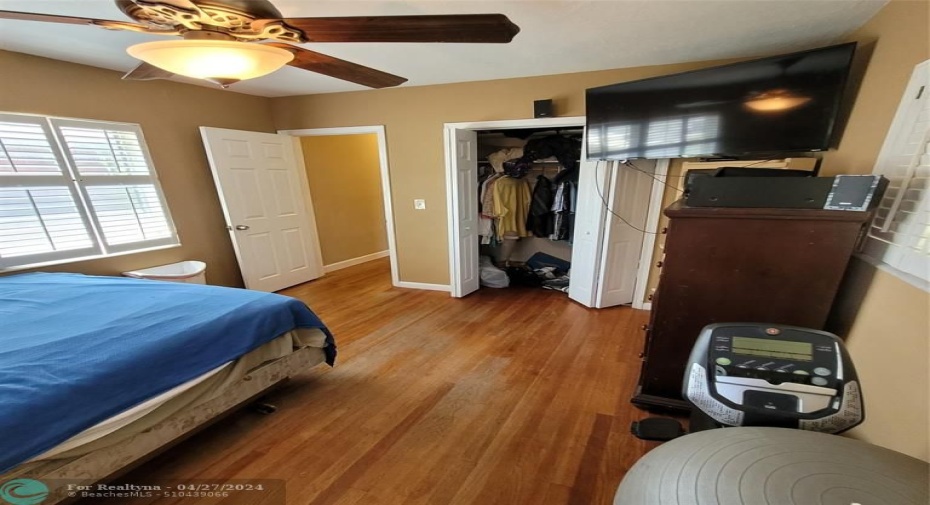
[442,116,668,307]
[278,125,400,287]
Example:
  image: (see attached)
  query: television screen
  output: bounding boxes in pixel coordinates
[585,42,856,160]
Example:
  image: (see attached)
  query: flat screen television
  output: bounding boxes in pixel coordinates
[585,42,856,160]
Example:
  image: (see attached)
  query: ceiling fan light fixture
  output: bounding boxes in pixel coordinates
[127,40,294,82]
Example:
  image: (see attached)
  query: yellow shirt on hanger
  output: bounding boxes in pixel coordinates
[492,176,532,240]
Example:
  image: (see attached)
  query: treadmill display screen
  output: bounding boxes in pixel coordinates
[731,337,813,361]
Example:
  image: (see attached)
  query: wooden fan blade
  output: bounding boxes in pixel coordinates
[0,9,165,32]
[0,9,110,25]
[281,14,520,43]
[266,43,407,89]
[122,62,175,81]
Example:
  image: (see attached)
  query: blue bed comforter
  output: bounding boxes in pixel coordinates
[0,272,335,472]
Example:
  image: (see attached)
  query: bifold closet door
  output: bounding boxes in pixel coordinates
[568,158,610,307]
[595,160,654,307]
[446,128,480,297]
[569,159,654,308]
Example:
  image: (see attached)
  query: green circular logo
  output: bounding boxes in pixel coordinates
[0,479,49,505]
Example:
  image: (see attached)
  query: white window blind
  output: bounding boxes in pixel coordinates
[0,113,178,269]
[863,60,930,285]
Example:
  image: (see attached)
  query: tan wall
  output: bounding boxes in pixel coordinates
[829,258,929,460]
[0,50,276,287]
[299,134,387,265]
[271,58,742,285]
[820,0,930,461]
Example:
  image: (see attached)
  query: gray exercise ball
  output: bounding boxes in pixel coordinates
[615,427,928,505]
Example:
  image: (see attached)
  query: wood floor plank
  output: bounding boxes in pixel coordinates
[566,413,613,505]
[308,382,456,505]
[105,258,660,505]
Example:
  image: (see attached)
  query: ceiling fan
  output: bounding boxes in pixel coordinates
[0,0,521,89]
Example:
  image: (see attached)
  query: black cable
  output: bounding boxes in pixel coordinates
[593,160,658,235]
[622,160,684,193]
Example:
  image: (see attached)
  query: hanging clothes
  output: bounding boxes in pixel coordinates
[478,216,495,245]
[481,174,504,218]
[492,176,532,240]
[526,174,554,238]
[478,173,504,245]
[567,181,577,243]
[550,181,573,241]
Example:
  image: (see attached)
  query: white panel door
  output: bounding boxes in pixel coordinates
[200,127,323,292]
[447,128,480,297]
[568,155,610,307]
[595,160,655,307]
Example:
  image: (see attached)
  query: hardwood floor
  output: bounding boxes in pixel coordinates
[110,258,659,504]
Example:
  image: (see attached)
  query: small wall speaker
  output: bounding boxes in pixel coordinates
[534,99,553,118]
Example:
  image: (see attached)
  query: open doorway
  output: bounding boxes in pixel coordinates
[279,126,399,286]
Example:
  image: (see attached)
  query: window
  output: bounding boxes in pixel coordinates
[863,60,930,286]
[0,113,178,269]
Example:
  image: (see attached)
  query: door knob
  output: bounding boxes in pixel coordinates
[235,225,250,230]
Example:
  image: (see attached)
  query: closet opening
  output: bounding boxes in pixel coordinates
[476,127,582,294]
[445,116,667,308]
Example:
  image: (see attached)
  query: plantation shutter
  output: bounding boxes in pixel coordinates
[50,119,177,254]
[864,60,930,283]
[0,114,100,268]
[0,113,178,269]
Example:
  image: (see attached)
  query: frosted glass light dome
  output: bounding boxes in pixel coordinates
[127,40,294,81]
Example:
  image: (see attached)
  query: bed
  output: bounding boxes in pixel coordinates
[0,272,335,503]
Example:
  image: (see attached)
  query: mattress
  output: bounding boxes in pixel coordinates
[1,342,327,505]
[31,328,327,462]
[0,272,335,471]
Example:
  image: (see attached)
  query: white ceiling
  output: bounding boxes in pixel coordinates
[0,0,887,97]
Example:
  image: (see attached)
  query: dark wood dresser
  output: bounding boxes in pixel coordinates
[633,200,871,411]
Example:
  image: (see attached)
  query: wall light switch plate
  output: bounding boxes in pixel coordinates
[414,199,426,210]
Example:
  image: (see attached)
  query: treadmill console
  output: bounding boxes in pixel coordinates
[683,323,864,433]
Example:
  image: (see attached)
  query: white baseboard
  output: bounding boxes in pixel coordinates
[394,281,451,292]
[631,300,653,311]
[323,250,389,273]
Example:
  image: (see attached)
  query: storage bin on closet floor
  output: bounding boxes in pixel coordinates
[123,260,207,284]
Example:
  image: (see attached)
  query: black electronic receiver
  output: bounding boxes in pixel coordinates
[683,323,864,433]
